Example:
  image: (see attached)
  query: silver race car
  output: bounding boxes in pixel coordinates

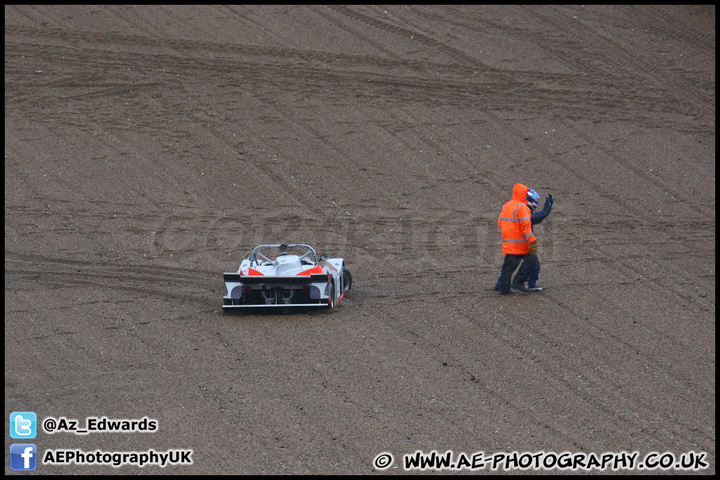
[223,244,351,309]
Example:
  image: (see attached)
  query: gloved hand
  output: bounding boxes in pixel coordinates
[529,241,538,255]
[544,194,553,208]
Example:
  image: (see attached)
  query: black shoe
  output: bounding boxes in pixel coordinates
[526,284,546,291]
[492,283,501,291]
[499,290,513,295]
[511,282,532,292]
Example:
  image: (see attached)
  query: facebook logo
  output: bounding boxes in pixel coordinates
[10,444,37,471]
[10,411,37,439]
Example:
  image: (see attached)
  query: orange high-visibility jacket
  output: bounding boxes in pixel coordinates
[498,183,537,255]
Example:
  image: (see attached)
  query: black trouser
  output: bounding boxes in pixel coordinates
[499,253,538,293]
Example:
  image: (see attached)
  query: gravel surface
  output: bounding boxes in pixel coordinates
[5,5,715,475]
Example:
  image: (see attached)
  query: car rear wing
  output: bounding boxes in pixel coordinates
[223,273,330,284]
[222,271,334,309]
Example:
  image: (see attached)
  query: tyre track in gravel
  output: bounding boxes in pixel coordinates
[5,23,476,84]
[520,5,715,119]
[617,5,715,59]
[10,5,714,121]
[5,121,207,265]
[318,4,655,119]
[559,117,711,216]
[551,218,715,316]
[381,279,714,455]
[551,118,715,312]
[323,5,482,68]
[4,144,128,261]
[378,306,634,452]
[5,252,218,308]
[6,23,675,122]
[433,307,713,453]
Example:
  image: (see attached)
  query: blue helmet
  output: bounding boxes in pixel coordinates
[526,188,540,209]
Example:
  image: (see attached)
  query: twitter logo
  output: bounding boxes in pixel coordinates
[10,412,37,439]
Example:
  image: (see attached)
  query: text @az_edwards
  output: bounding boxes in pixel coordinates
[42,416,157,434]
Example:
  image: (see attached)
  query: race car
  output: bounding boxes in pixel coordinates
[223,244,352,309]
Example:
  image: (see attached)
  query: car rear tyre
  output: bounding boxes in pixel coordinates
[342,267,352,292]
[329,279,336,308]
